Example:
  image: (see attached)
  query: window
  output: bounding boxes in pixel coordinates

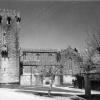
[36,53,40,56]
[48,53,52,56]
[23,52,26,60]
[20,62,23,75]
[36,53,40,60]
[3,32,6,36]
[7,17,11,24]
[0,15,2,23]
[15,16,21,22]
[1,50,8,58]
[4,45,6,47]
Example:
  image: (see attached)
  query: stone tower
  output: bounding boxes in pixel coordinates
[0,9,21,84]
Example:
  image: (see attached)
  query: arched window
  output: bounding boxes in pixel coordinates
[23,52,26,60]
[7,17,11,24]
[1,45,8,58]
[0,15,2,23]
[36,53,40,60]
[1,50,8,58]
[15,16,21,22]
[3,32,6,36]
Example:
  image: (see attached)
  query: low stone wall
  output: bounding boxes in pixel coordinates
[20,75,31,86]
[20,74,43,86]
[63,75,76,85]
[0,58,19,84]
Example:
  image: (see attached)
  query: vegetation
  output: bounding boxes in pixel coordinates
[42,65,63,97]
[82,29,100,96]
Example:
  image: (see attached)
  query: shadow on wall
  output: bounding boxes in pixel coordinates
[43,77,51,86]
[63,75,76,86]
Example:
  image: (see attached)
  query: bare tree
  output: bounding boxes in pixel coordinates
[86,29,100,52]
[42,65,62,97]
[82,48,95,96]
[40,52,63,97]
[82,30,100,96]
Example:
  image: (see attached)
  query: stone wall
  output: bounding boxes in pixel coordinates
[61,46,81,75]
[0,9,21,84]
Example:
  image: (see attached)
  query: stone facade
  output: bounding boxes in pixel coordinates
[20,49,62,86]
[20,49,58,65]
[60,46,82,75]
[20,47,83,86]
[0,9,21,84]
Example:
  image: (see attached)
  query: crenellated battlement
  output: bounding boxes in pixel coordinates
[0,9,21,25]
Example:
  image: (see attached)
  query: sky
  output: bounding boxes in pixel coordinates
[0,1,100,52]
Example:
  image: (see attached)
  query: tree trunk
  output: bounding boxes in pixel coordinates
[48,77,54,97]
[84,73,91,97]
[48,81,52,96]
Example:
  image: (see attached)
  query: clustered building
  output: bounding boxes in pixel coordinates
[19,47,82,86]
[0,9,99,87]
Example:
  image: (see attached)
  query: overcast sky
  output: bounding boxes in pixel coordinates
[0,1,100,52]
